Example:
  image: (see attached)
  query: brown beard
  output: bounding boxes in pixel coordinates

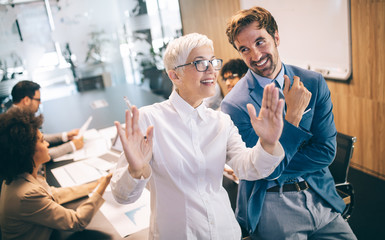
[250,55,277,79]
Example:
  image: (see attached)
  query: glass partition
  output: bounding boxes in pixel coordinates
[0,0,182,101]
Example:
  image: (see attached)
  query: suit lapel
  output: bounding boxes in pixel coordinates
[246,71,264,109]
[247,65,295,117]
[283,63,294,86]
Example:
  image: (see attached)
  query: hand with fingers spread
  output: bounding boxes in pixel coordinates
[247,82,285,154]
[283,75,312,127]
[114,106,154,179]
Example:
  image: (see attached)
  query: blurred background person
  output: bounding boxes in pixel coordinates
[220,58,248,92]
[204,58,248,111]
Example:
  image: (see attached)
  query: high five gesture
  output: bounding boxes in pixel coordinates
[114,107,153,179]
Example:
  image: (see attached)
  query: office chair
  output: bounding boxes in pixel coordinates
[329,132,357,221]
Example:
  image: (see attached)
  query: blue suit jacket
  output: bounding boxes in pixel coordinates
[221,64,345,234]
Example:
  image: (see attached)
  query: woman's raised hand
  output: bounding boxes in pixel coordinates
[247,83,284,154]
[115,106,153,179]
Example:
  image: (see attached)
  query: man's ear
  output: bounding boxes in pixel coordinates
[274,30,280,47]
[21,96,31,106]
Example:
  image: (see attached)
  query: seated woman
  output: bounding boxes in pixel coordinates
[0,108,112,240]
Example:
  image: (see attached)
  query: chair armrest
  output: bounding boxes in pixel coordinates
[336,188,351,205]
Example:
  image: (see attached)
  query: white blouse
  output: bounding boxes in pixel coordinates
[111,90,284,240]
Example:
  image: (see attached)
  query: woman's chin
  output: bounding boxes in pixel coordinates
[44,155,51,163]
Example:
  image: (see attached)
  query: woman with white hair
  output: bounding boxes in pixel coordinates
[111,33,285,240]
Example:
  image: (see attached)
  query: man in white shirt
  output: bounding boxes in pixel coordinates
[111,33,285,240]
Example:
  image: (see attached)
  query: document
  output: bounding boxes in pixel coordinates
[83,157,116,172]
[75,116,93,139]
[51,160,107,187]
[53,129,109,162]
[99,189,151,238]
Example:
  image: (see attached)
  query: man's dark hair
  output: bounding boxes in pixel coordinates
[220,59,249,79]
[226,6,278,50]
[11,80,41,104]
[0,107,43,184]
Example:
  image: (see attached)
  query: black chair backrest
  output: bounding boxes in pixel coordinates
[329,132,357,184]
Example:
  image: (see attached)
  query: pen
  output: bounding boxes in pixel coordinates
[303,108,311,115]
[123,96,132,112]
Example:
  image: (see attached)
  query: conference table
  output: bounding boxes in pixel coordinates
[46,159,149,240]
[43,83,164,239]
[41,83,165,134]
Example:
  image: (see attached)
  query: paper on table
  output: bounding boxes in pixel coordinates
[75,116,93,139]
[53,129,108,162]
[51,160,107,187]
[99,189,151,238]
[83,157,116,172]
[73,137,109,161]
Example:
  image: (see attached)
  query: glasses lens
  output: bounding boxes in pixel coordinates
[212,59,222,70]
[195,60,209,72]
[195,59,223,72]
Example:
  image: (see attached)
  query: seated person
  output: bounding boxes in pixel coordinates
[0,107,112,240]
[10,80,83,159]
[220,58,248,92]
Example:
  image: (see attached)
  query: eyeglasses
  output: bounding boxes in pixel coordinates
[174,59,223,72]
[223,73,239,81]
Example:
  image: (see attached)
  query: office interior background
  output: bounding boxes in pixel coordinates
[0,0,384,239]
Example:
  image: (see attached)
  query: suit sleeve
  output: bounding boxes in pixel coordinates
[50,184,93,205]
[45,133,74,159]
[276,75,336,179]
[19,188,104,231]
[48,142,74,159]
[44,133,64,145]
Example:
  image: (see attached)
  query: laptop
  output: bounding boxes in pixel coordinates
[98,132,123,163]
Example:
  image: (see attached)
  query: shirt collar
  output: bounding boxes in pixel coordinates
[169,90,208,123]
[251,63,285,90]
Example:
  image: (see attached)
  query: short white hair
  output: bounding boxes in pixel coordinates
[163,33,214,72]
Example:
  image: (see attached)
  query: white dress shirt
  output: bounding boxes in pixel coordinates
[111,90,284,240]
